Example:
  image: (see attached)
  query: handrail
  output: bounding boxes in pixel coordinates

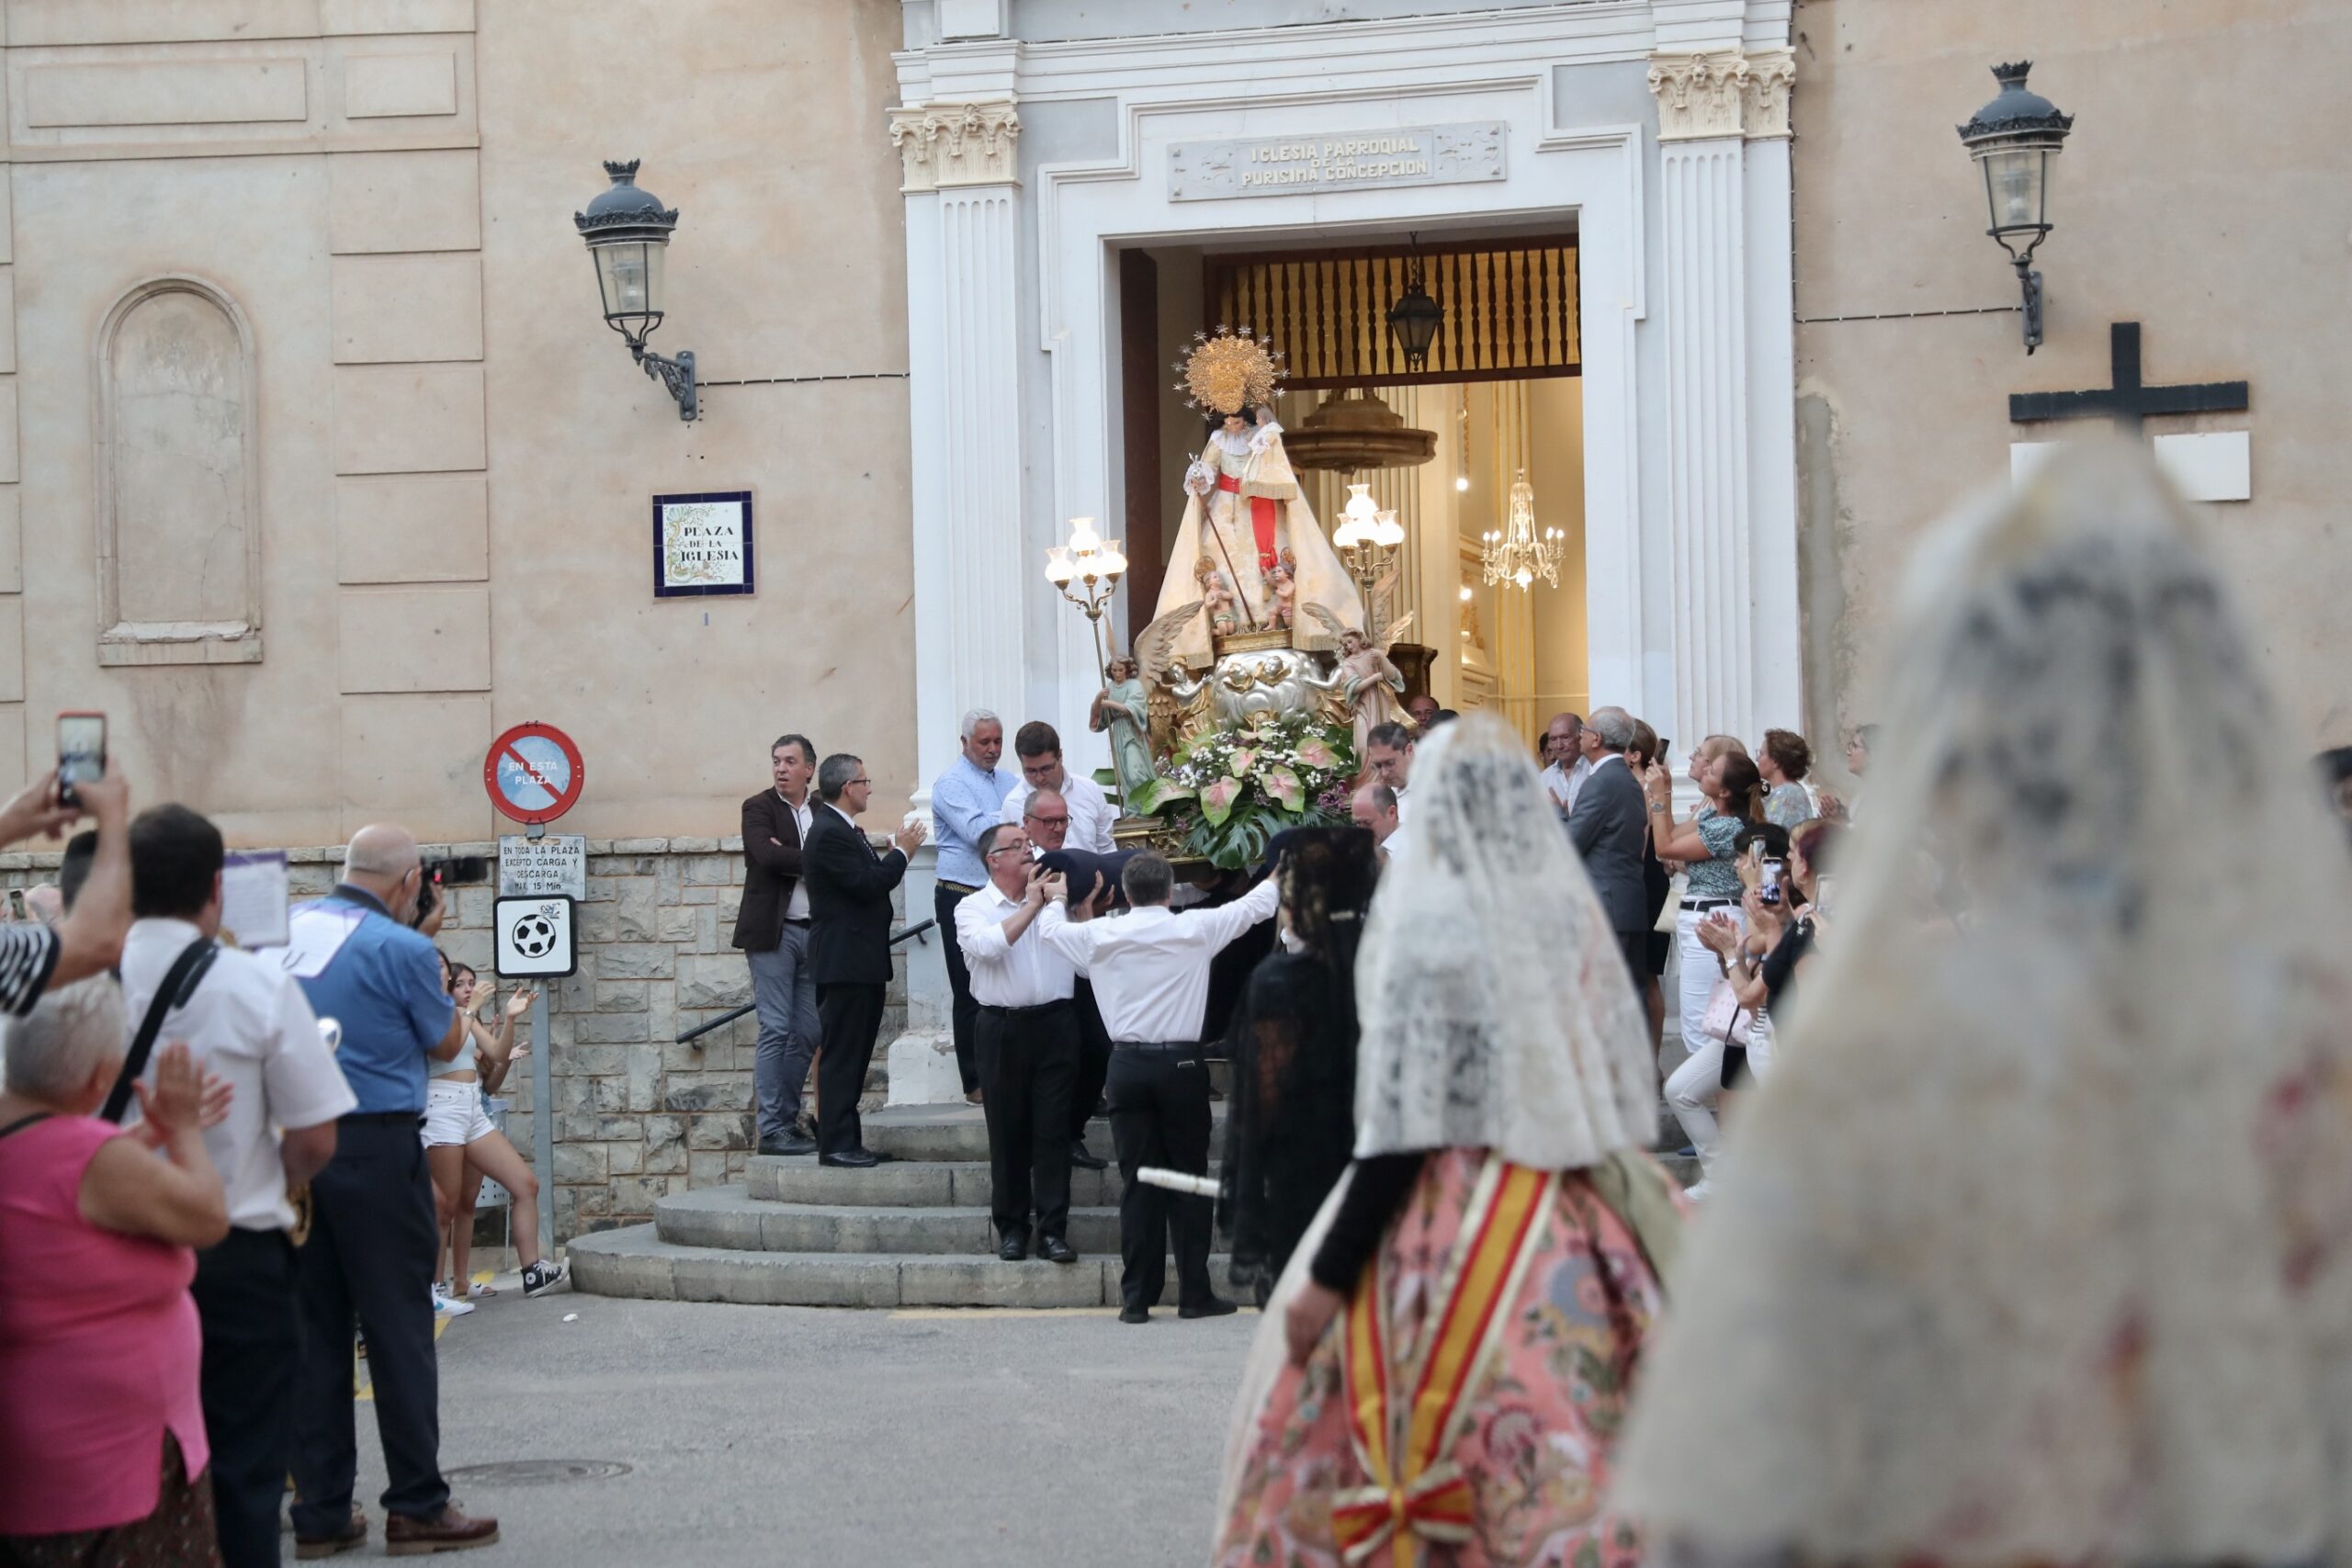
[675,918,938,1045]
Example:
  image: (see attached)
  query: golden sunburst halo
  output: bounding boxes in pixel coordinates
[1178,328,1286,415]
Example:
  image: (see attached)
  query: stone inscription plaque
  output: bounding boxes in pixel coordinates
[1169,122,1506,201]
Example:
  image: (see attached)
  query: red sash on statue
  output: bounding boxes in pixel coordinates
[1215,471,1281,570]
[1330,1156,1558,1568]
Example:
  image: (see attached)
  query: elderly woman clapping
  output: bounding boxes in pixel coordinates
[0,977,231,1561]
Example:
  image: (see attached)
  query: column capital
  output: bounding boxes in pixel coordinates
[889,97,1021,193]
[1645,49,1795,142]
[1646,50,1747,142]
[1739,48,1796,141]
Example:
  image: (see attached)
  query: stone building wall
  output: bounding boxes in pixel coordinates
[0,838,910,1241]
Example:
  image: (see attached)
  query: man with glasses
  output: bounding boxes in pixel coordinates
[803,755,926,1168]
[999,720,1115,853]
[931,710,1015,1104]
[954,823,1081,1263]
[1022,788,1117,1172]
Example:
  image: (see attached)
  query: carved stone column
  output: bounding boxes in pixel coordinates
[892,96,1025,801]
[1647,47,1801,750]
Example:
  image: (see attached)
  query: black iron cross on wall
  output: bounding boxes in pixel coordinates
[2008,321,2248,434]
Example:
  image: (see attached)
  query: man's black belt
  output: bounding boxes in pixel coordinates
[1114,1039,1200,1054]
[938,879,981,896]
[782,917,812,928]
[343,1110,425,1125]
[980,998,1070,1018]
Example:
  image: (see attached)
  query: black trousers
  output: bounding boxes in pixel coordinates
[816,980,887,1156]
[1105,1046,1216,1312]
[192,1226,299,1568]
[1068,978,1114,1145]
[1615,927,1647,1002]
[935,884,982,1092]
[975,1003,1080,1240]
[290,1117,447,1535]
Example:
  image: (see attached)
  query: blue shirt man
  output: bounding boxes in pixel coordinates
[289,883,454,1113]
[929,709,1015,1100]
[930,709,1015,890]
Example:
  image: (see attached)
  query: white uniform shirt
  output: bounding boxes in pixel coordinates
[954,883,1077,1008]
[1036,877,1279,1043]
[780,789,815,921]
[1541,755,1591,815]
[999,771,1117,854]
[120,917,356,1232]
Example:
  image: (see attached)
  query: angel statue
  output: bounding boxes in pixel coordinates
[1156,328,1362,665]
[1090,652,1157,807]
[1306,604,1417,765]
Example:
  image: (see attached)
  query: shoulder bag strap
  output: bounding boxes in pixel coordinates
[0,1111,51,1140]
[101,939,220,1124]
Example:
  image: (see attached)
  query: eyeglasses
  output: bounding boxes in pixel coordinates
[986,842,1027,858]
[848,776,871,787]
[1026,813,1069,826]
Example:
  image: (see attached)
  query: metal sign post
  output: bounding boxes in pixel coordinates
[526,819,556,1261]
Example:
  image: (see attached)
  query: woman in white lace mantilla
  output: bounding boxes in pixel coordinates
[1613,442,2352,1568]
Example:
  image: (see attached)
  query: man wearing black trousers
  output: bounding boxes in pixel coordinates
[119,805,355,1568]
[288,824,495,1557]
[804,753,925,1168]
[1038,851,1279,1323]
[954,822,1081,1263]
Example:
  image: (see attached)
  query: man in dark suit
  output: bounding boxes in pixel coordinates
[802,752,925,1168]
[1566,705,1649,994]
[731,733,820,1156]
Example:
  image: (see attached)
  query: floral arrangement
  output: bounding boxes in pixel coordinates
[1128,710,1355,870]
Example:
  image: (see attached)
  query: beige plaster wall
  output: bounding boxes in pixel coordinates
[1790,0,2352,755]
[0,0,915,845]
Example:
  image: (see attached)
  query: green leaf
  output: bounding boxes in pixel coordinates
[1200,775,1241,827]
[1262,764,1305,812]
[1128,775,1194,817]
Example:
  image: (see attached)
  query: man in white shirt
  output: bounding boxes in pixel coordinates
[122,804,356,1568]
[1037,851,1279,1323]
[999,720,1117,853]
[1539,711,1590,818]
[1365,721,1417,860]
[955,824,1083,1264]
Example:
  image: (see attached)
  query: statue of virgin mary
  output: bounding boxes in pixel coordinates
[1155,330,1362,668]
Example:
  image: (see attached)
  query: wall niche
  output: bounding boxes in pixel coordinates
[95,278,262,665]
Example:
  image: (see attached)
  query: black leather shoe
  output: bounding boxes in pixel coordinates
[1039,1235,1078,1265]
[998,1232,1029,1261]
[1179,1296,1239,1319]
[758,1134,818,1156]
[1117,1304,1150,1324]
[820,1148,880,1168]
[1068,1139,1108,1171]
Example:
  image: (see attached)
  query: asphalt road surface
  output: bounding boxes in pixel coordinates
[334,1282,1261,1566]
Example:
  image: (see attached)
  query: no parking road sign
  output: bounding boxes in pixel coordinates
[484,722,584,826]
[493,896,577,978]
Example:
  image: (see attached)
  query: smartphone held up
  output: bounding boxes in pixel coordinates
[57,711,106,808]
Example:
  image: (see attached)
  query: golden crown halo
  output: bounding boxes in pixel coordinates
[1170,325,1286,415]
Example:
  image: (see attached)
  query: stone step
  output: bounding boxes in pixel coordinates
[747,1156,1173,1209]
[569,1224,1241,1310]
[654,1186,1131,1254]
[861,1103,1227,1164]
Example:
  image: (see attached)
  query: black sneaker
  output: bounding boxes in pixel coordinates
[521,1259,567,1298]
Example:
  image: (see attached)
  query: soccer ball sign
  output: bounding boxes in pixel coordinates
[492,896,575,977]
[510,912,559,959]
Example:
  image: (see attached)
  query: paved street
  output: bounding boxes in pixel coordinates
[340,1283,1259,1566]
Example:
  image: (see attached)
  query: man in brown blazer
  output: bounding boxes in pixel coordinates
[732,734,821,1156]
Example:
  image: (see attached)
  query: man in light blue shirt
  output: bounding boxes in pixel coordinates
[930,708,1014,1100]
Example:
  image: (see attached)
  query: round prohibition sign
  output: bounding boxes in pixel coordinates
[484,722,585,825]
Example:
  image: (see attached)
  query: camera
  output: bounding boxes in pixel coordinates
[409,853,492,930]
[1758,856,1787,907]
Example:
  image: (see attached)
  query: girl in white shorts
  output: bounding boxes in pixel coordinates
[427,952,562,1303]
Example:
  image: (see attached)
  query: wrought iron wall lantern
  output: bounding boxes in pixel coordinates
[1957,62,2073,354]
[574,160,697,420]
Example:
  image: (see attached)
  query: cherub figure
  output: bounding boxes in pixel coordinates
[1266,550,1298,631]
[1196,556,1238,637]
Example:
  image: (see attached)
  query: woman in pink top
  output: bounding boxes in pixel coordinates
[0,976,232,1562]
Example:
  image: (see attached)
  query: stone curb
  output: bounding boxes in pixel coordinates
[653,1186,1127,1254]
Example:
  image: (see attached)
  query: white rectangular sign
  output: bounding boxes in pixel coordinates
[220,850,289,948]
[493,896,577,979]
[499,835,586,899]
[1169,122,1505,201]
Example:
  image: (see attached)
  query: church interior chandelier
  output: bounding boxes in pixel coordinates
[1480,470,1563,591]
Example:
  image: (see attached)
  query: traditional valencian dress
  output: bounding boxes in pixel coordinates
[1216,716,1682,1568]
[1614,446,2352,1568]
